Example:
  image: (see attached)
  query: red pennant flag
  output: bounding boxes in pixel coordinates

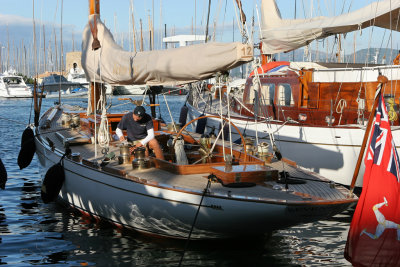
[345,93,400,266]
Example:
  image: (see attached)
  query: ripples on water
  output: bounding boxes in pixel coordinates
[0,96,354,266]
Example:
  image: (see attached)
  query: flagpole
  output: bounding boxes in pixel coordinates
[349,75,388,195]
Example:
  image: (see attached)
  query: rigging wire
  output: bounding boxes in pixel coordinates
[217,77,226,159]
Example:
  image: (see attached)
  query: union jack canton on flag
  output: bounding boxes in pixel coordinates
[345,93,400,266]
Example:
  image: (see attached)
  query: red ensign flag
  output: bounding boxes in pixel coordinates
[345,93,400,266]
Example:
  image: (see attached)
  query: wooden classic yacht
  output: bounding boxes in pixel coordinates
[27,0,357,240]
[187,0,400,188]
[33,103,357,239]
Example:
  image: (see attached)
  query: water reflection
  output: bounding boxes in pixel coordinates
[19,181,40,215]
[35,201,353,266]
[0,205,8,265]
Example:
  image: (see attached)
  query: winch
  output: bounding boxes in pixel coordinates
[118,143,131,164]
[244,137,254,155]
[70,114,80,128]
[61,113,71,127]
[198,134,211,164]
[132,147,151,170]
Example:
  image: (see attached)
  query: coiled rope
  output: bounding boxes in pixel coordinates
[336,99,347,125]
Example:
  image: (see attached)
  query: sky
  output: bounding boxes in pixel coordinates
[0,0,399,74]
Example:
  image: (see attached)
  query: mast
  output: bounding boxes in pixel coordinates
[205,0,211,43]
[54,29,58,72]
[7,25,10,71]
[72,27,75,52]
[131,0,136,53]
[152,0,154,50]
[0,43,2,73]
[60,0,64,73]
[13,40,16,70]
[353,32,356,63]
[89,0,100,15]
[164,24,167,49]
[140,19,143,52]
[292,0,296,61]
[24,45,26,75]
[88,0,102,115]
[43,25,46,72]
[148,13,152,50]
[159,0,162,50]
[32,1,37,77]
[337,34,342,63]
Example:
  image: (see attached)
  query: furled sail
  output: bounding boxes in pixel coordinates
[82,15,253,86]
[261,0,400,55]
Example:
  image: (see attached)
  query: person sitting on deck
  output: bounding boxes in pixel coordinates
[116,106,164,160]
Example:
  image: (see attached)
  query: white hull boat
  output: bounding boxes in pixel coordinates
[33,104,357,239]
[0,72,33,98]
[26,0,356,240]
[185,0,400,188]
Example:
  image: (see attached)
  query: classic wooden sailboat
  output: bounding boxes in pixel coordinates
[31,0,357,240]
[187,0,400,188]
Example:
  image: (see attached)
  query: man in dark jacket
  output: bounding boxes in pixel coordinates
[116,106,164,159]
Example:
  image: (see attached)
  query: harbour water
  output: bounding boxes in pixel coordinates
[0,96,354,266]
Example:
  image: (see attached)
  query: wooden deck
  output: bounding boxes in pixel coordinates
[36,104,354,204]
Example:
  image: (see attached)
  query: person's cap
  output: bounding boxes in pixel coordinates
[133,106,146,117]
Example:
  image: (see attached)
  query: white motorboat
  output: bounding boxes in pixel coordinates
[0,71,33,98]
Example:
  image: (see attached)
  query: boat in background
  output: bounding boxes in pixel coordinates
[66,63,113,95]
[44,87,88,98]
[113,84,146,95]
[113,84,187,95]
[0,70,33,98]
[67,63,89,89]
[187,0,400,188]
[40,74,82,93]
[30,0,357,240]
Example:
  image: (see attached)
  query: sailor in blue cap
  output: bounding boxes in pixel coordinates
[116,106,164,159]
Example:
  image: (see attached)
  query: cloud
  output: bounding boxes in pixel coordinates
[0,14,33,26]
[0,13,80,47]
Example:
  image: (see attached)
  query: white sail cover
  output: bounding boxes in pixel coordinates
[261,0,400,54]
[82,15,253,86]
